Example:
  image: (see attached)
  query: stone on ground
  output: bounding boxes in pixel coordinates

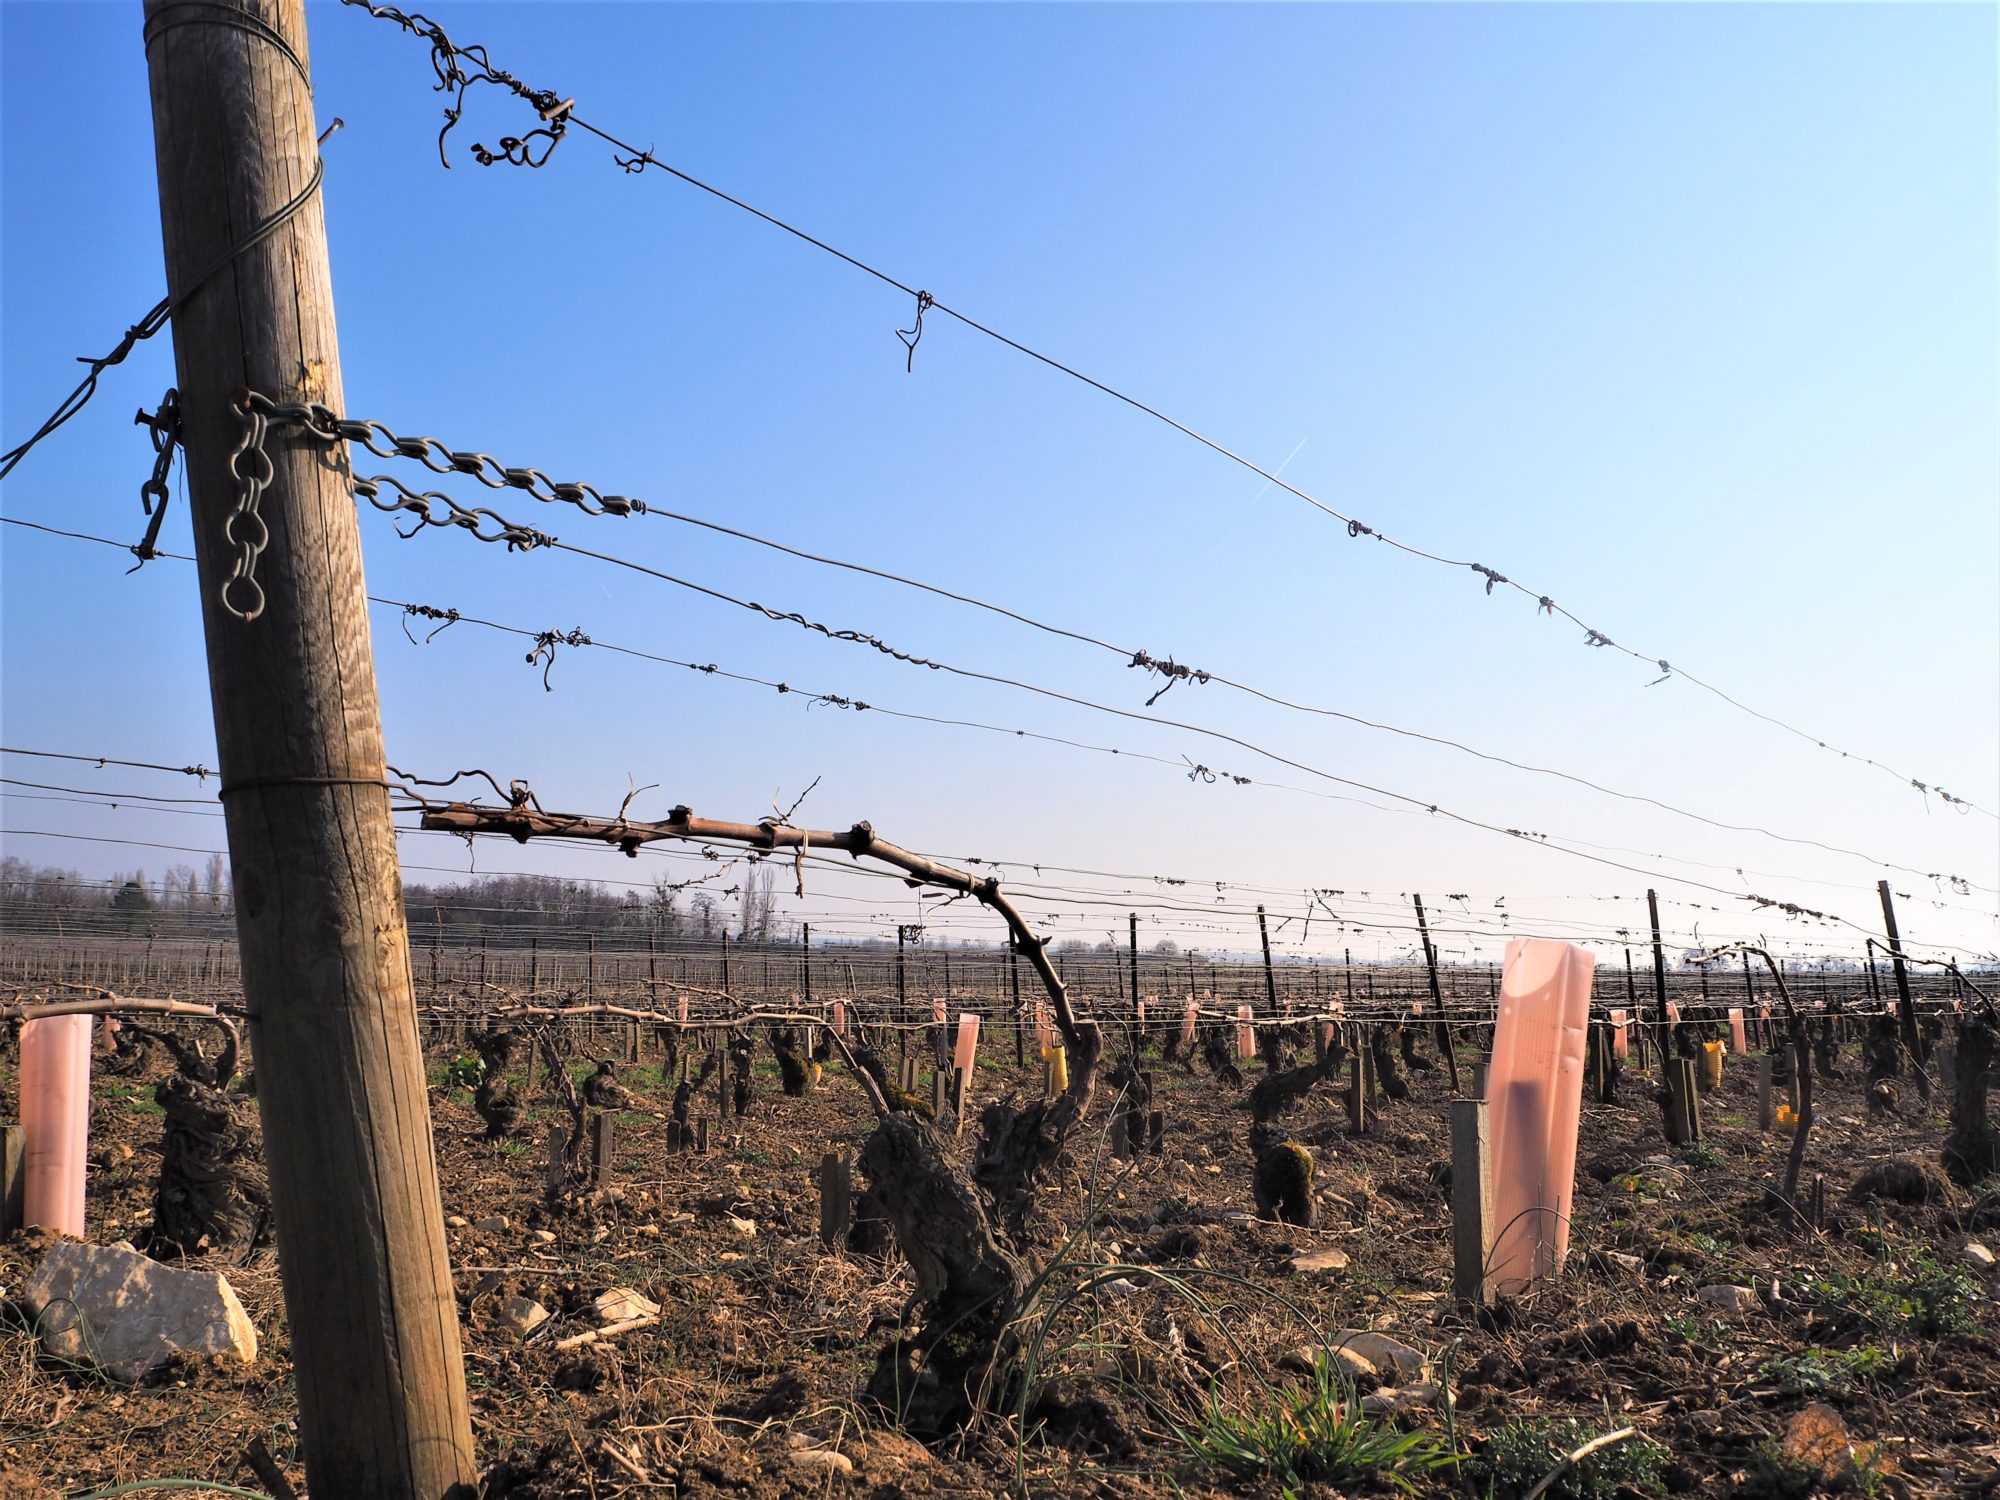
[21,1240,256,1383]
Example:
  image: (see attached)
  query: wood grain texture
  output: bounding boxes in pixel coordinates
[140,3,476,1493]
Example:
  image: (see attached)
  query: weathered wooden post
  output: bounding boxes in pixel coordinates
[818,1152,851,1249]
[0,1124,23,1236]
[1010,948,1024,1066]
[591,1112,616,1186]
[544,1123,570,1197]
[1412,894,1461,1094]
[1450,1098,1493,1305]
[141,4,472,1488]
[1757,1055,1776,1132]
[1877,881,1931,1102]
[1348,1042,1369,1134]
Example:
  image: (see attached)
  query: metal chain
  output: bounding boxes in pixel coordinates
[242,391,643,518]
[222,398,274,620]
[351,469,554,552]
[129,389,182,573]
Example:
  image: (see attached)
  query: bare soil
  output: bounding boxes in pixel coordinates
[3,1036,1997,1498]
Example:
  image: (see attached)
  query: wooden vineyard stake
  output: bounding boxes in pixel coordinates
[1110,1109,1131,1161]
[818,1152,851,1249]
[0,1124,22,1237]
[1348,1046,1369,1135]
[1587,1027,1608,1105]
[1877,880,1931,1101]
[625,1022,640,1065]
[1148,1109,1166,1155]
[1010,950,1025,1066]
[696,1119,711,1154]
[544,1124,570,1197]
[1665,1058,1703,1145]
[591,1113,616,1187]
[717,1034,729,1124]
[1450,1099,1494,1306]
[1471,1056,1488,1099]
[932,1068,948,1120]
[1412,894,1461,1094]
[1757,1056,1775,1132]
[145,6,482,1455]
[666,1120,684,1151]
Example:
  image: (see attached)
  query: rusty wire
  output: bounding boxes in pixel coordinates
[0,156,326,486]
[334,0,1994,821]
[6,503,1996,926]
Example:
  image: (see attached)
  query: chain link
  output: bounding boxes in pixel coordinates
[222,398,274,620]
[242,391,643,518]
[129,389,181,573]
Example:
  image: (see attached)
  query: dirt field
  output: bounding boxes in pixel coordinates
[3,1031,1997,1499]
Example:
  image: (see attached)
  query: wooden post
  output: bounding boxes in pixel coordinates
[1347,1045,1369,1135]
[1646,891,1671,1084]
[818,1152,851,1249]
[1010,949,1024,1066]
[717,1030,729,1123]
[0,1124,23,1237]
[1622,947,1639,1063]
[1877,881,1931,1102]
[1256,904,1279,1024]
[591,1112,616,1186]
[1451,1099,1493,1305]
[1411,894,1460,1094]
[140,5,473,1491]
[895,926,907,1067]
[1129,912,1142,1049]
[544,1123,570,1197]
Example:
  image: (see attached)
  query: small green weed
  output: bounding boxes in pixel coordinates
[1756,1345,1892,1398]
[432,1054,482,1090]
[1178,1352,1455,1496]
[1662,1312,1731,1352]
[1676,1142,1725,1171]
[1810,1249,1978,1336]
[97,1079,165,1117]
[1483,1417,1663,1500]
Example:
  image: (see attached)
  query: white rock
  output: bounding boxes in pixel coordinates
[789,1448,853,1477]
[1291,1246,1350,1275]
[529,1229,557,1245]
[1603,1252,1646,1277]
[474,1214,509,1232]
[1283,1344,1377,1381]
[1964,1242,1996,1271]
[1694,1283,1758,1315]
[497,1297,549,1337]
[592,1286,661,1324]
[1362,1381,1441,1415]
[22,1241,257,1383]
[445,1215,469,1229]
[1328,1329,1426,1382]
[727,1216,758,1237]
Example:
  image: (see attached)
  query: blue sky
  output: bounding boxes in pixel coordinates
[3,1,1995,964]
